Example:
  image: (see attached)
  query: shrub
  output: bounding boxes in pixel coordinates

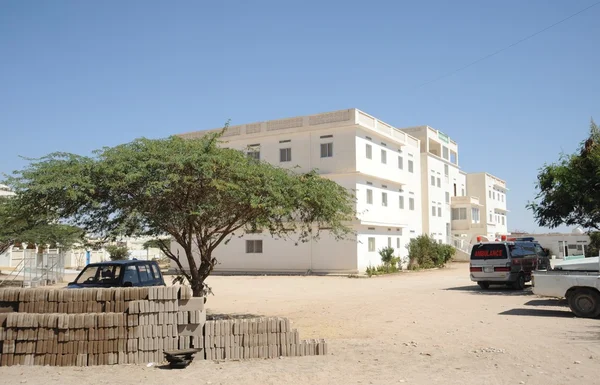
[105,245,130,261]
[406,235,455,269]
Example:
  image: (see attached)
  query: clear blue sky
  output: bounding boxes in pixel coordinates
[1,0,598,233]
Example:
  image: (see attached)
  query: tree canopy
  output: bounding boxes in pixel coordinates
[5,130,355,296]
[528,120,600,230]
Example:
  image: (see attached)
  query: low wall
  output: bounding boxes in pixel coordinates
[0,286,326,366]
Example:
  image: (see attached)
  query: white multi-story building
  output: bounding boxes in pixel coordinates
[465,172,509,238]
[173,109,423,274]
[172,108,509,273]
[399,126,467,245]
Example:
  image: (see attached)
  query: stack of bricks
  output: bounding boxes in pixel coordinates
[0,285,204,366]
[204,317,327,360]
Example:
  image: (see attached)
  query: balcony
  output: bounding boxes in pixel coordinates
[451,196,482,207]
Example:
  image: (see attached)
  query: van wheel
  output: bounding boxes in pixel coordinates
[477,282,490,290]
[512,273,525,290]
[568,288,600,318]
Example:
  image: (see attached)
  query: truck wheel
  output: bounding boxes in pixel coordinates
[568,289,600,318]
[511,273,525,290]
[477,282,490,290]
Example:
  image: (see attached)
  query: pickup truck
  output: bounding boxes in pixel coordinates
[532,258,600,318]
[67,260,166,288]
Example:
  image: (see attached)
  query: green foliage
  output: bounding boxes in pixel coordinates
[378,246,395,265]
[527,119,600,230]
[0,196,84,253]
[365,247,402,276]
[105,245,130,261]
[586,232,600,257]
[406,235,455,269]
[5,128,355,297]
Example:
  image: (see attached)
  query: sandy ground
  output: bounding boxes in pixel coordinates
[2,263,600,385]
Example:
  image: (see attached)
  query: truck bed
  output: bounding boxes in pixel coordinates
[532,270,600,299]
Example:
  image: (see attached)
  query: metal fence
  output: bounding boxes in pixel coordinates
[1,249,65,288]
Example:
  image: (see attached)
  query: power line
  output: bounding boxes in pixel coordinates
[417,1,600,88]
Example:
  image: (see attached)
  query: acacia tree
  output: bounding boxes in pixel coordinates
[0,196,84,253]
[6,131,355,297]
[528,120,600,230]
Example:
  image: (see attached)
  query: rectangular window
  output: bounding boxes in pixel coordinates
[396,238,400,248]
[445,192,450,204]
[279,148,292,162]
[382,192,388,207]
[247,147,260,161]
[502,216,505,225]
[444,164,449,176]
[408,160,414,173]
[399,196,405,209]
[381,149,387,164]
[431,205,436,216]
[246,240,263,253]
[320,142,333,158]
[489,213,493,222]
[437,207,442,217]
[493,191,496,200]
[471,208,480,223]
[489,191,492,198]
[431,176,435,186]
[442,146,449,160]
[451,208,467,220]
[462,188,465,196]
[368,237,376,252]
[388,237,392,248]
[366,144,372,159]
[501,194,504,202]
[409,198,415,210]
[366,189,373,204]
[437,177,441,187]
[398,156,403,169]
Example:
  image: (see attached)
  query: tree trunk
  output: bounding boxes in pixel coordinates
[190,251,215,298]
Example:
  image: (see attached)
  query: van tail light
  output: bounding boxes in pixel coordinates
[470,265,482,272]
[494,266,510,272]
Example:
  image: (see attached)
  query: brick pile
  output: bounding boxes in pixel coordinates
[204,317,327,360]
[0,286,204,366]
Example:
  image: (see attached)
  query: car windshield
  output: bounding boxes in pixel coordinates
[75,265,121,284]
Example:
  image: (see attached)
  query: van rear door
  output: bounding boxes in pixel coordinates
[470,243,510,274]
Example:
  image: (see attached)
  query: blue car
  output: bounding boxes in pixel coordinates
[67,260,166,288]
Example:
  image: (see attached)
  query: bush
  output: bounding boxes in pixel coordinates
[105,245,130,261]
[406,235,455,269]
[366,247,402,276]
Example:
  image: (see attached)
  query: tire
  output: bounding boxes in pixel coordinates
[568,288,600,318]
[511,273,525,290]
[477,281,490,290]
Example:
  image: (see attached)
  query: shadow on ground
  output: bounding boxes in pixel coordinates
[444,285,533,297]
[569,325,600,342]
[207,312,264,320]
[499,308,574,318]
[524,298,568,307]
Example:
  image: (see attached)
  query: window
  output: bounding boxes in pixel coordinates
[388,237,392,247]
[280,148,292,162]
[247,147,260,161]
[408,160,414,173]
[432,205,436,216]
[445,192,450,204]
[246,240,263,253]
[442,146,449,160]
[461,188,465,196]
[501,194,504,202]
[431,176,435,186]
[150,264,161,280]
[366,144,372,159]
[489,191,492,198]
[502,216,505,225]
[437,178,441,187]
[137,264,153,283]
[366,189,373,204]
[444,164,449,176]
[381,149,387,164]
[493,192,496,200]
[398,156,403,169]
[489,213,493,222]
[399,196,405,209]
[368,237,376,252]
[451,208,467,220]
[382,192,388,207]
[396,238,400,248]
[409,198,415,210]
[320,142,333,158]
[123,266,140,285]
[471,208,480,223]
[437,207,442,217]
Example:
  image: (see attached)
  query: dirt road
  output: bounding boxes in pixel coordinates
[2,263,599,385]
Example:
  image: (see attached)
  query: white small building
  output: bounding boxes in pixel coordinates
[0,184,15,197]
[512,229,591,259]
